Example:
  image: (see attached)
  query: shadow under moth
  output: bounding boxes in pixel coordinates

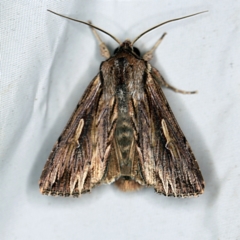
[39,10,206,198]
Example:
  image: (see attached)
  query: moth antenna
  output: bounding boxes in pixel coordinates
[47,10,121,45]
[132,11,208,44]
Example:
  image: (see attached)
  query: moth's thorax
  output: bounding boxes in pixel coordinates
[100,47,149,100]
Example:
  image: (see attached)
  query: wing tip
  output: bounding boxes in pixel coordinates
[154,187,204,198]
[39,186,92,197]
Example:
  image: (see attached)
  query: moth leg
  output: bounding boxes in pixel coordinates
[151,67,197,94]
[88,21,110,59]
[143,32,167,61]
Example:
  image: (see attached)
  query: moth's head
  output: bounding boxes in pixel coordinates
[113,40,141,57]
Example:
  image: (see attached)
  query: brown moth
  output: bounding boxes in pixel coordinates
[39,10,206,197]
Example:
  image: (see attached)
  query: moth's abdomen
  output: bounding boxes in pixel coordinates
[115,83,134,176]
[115,177,142,192]
[115,117,133,159]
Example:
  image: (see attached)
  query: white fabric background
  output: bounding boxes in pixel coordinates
[1,0,239,239]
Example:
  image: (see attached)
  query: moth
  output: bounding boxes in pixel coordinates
[39,10,206,198]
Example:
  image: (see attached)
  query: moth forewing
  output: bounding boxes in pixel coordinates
[39,11,205,198]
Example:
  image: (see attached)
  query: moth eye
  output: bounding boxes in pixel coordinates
[133,47,141,56]
[113,47,120,54]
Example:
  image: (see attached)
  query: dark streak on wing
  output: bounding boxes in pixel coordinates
[142,68,205,196]
[39,74,117,197]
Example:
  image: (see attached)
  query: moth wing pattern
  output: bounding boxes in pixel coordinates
[131,64,204,197]
[39,74,118,196]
